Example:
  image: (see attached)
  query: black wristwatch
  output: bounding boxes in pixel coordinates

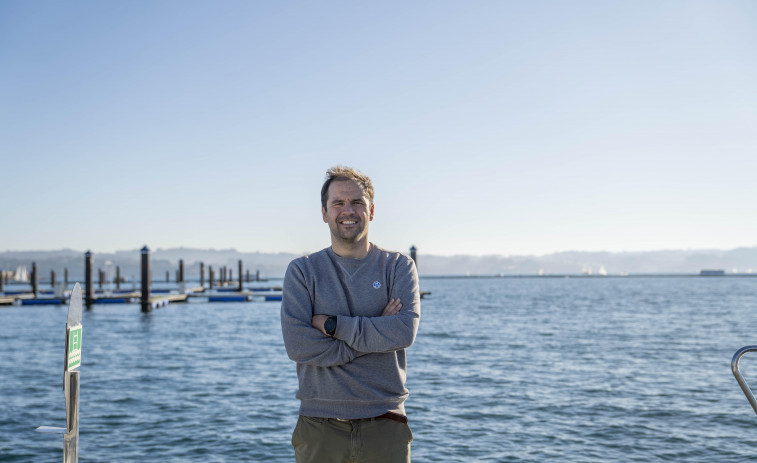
[324,316,338,336]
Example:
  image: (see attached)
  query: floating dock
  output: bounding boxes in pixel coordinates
[0,286,283,307]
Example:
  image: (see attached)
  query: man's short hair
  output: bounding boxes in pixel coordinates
[321,166,375,210]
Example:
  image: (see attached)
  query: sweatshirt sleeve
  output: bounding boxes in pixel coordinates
[333,256,420,353]
[280,261,364,367]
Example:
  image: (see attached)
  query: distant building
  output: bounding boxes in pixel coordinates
[700,269,725,276]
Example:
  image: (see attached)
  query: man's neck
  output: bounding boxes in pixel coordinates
[330,240,372,259]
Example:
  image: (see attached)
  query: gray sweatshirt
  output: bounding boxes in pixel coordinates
[280,244,421,419]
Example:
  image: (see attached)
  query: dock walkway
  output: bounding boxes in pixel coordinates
[0,285,283,307]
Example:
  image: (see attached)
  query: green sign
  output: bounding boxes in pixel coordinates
[67,324,82,370]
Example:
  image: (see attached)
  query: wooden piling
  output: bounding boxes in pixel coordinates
[98,269,104,289]
[116,266,121,290]
[65,267,69,288]
[256,270,260,282]
[141,246,151,312]
[32,262,38,296]
[200,262,205,287]
[51,270,56,288]
[166,271,170,283]
[84,251,93,309]
[0,268,3,292]
[238,260,243,292]
[209,266,215,289]
[246,269,250,283]
[180,259,185,283]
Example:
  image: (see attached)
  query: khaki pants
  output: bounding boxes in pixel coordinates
[292,415,413,463]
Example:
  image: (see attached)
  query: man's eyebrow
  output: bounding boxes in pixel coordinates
[331,197,365,203]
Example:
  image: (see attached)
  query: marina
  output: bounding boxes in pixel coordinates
[0,246,282,309]
[0,246,430,309]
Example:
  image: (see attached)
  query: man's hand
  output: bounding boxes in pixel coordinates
[312,314,329,335]
[381,298,402,316]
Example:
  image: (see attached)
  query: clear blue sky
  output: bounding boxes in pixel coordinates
[2,1,756,256]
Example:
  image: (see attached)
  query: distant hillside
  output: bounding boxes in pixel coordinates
[1,246,757,281]
[0,248,300,282]
[417,248,757,276]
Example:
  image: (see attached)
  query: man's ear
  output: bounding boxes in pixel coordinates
[369,203,374,221]
[322,206,328,223]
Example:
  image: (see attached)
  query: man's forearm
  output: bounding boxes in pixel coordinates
[281,264,364,367]
[332,260,420,353]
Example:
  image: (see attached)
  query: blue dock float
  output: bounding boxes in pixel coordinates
[208,295,251,302]
[216,288,239,293]
[22,299,65,305]
[265,295,282,301]
[96,298,133,304]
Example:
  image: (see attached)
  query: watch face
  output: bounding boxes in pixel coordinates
[325,317,336,334]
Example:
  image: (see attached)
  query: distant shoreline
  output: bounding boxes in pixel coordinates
[419,273,757,279]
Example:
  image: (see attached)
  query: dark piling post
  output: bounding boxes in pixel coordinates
[141,246,151,313]
[221,266,225,286]
[209,266,215,289]
[200,262,205,288]
[229,270,233,284]
[410,246,417,266]
[246,269,250,283]
[65,267,69,289]
[166,271,169,283]
[51,270,56,288]
[32,262,38,296]
[98,269,104,290]
[256,270,260,282]
[238,260,243,292]
[179,259,184,283]
[0,268,3,292]
[84,251,93,309]
[116,266,121,290]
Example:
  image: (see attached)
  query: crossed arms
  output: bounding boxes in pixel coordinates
[280,257,420,368]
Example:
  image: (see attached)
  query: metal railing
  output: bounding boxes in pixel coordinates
[732,346,757,414]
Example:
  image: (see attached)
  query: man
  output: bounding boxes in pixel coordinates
[280,166,421,463]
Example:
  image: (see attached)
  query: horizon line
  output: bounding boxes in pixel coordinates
[2,244,757,259]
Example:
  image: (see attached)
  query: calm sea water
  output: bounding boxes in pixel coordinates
[2,277,757,462]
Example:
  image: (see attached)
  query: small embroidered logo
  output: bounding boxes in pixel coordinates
[373,281,381,289]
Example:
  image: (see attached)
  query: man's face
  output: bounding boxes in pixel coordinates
[322,179,374,245]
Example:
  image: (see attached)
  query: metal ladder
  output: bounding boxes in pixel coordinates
[732,346,757,414]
